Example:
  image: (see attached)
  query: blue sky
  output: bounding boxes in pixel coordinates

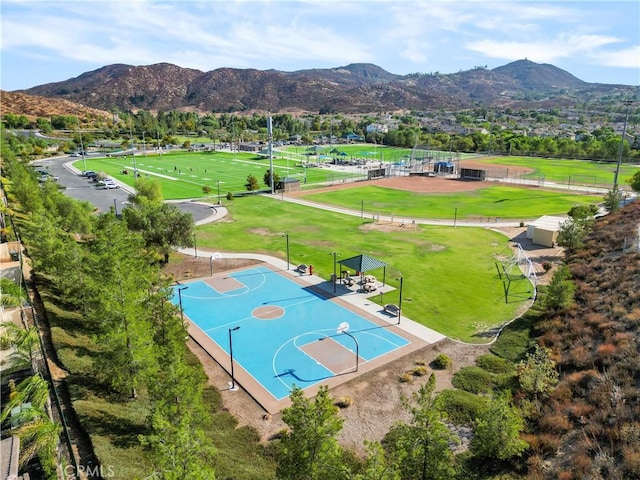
[2,0,639,91]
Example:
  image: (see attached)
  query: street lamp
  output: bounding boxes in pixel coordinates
[217,179,221,205]
[284,234,290,270]
[228,326,241,391]
[142,131,147,157]
[397,276,403,325]
[330,252,337,293]
[177,286,189,327]
[614,100,634,189]
[337,322,359,372]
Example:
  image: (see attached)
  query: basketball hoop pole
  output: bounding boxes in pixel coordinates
[337,322,358,372]
[229,326,240,391]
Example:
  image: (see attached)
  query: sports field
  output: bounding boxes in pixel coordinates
[464,156,639,187]
[74,150,365,200]
[300,184,603,220]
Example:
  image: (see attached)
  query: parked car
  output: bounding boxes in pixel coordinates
[82,170,97,179]
[101,180,119,189]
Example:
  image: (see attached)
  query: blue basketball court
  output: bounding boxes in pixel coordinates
[171,265,418,409]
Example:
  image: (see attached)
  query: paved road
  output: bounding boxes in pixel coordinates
[33,155,216,222]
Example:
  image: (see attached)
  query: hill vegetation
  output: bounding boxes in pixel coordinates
[14,59,639,113]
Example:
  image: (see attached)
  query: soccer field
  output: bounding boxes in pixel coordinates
[74,150,364,200]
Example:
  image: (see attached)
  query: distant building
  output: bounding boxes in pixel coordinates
[366,123,389,134]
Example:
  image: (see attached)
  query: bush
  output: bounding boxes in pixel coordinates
[432,353,452,370]
[412,365,428,377]
[541,261,553,272]
[437,389,487,425]
[476,354,513,374]
[452,367,495,394]
[399,372,413,383]
[226,191,234,201]
[334,396,352,408]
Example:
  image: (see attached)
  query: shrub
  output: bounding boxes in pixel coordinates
[226,191,234,201]
[432,353,452,370]
[541,261,552,272]
[334,396,353,408]
[476,354,513,374]
[399,372,413,383]
[452,367,495,394]
[437,389,487,425]
[412,365,428,377]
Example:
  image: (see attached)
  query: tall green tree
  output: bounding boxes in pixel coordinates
[543,264,575,311]
[354,441,400,480]
[246,174,259,191]
[88,214,157,398]
[128,177,163,205]
[276,385,345,480]
[627,170,640,192]
[383,374,456,480]
[139,279,217,479]
[470,392,528,461]
[263,169,280,189]
[517,345,559,415]
[123,202,194,263]
[603,186,625,213]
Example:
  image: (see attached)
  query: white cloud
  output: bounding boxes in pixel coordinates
[466,33,624,64]
[590,45,640,69]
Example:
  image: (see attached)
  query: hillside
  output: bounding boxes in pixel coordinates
[16,59,639,114]
[0,90,112,121]
[531,201,640,477]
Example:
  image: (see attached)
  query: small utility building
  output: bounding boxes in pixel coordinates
[526,215,565,247]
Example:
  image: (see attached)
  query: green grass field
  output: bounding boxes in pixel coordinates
[302,185,603,220]
[196,195,531,343]
[74,151,363,200]
[467,156,639,186]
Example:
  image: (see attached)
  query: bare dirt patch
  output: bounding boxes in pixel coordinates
[288,175,491,197]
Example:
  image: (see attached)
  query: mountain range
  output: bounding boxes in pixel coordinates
[11,59,640,114]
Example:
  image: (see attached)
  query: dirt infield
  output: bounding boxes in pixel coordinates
[289,175,492,197]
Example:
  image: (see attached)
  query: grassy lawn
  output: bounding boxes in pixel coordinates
[467,155,639,186]
[301,185,603,220]
[196,195,531,342]
[73,151,362,200]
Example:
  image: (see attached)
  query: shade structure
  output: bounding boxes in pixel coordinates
[338,254,387,272]
[305,145,326,154]
[338,254,388,286]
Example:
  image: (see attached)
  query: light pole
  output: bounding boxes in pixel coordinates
[129,120,138,178]
[397,276,403,325]
[614,100,633,189]
[217,179,221,205]
[285,234,290,271]
[330,252,337,293]
[193,233,198,258]
[177,286,189,327]
[337,322,358,372]
[142,131,147,157]
[228,326,240,391]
